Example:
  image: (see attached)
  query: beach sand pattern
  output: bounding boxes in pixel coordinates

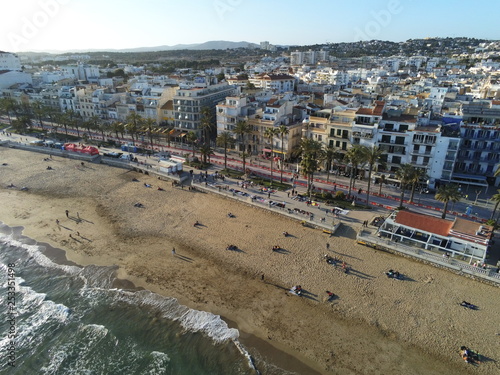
[0,147,497,375]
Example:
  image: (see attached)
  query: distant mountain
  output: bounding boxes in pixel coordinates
[113,40,259,52]
[19,41,260,54]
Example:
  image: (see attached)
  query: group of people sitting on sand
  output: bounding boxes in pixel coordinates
[292,285,302,296]
[459,346,481,364]
[272,245,281,251]
[226,244,237,251]
[282,231,289,237]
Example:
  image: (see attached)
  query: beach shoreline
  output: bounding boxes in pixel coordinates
[1,147,497,374]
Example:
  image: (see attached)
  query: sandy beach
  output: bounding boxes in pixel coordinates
[1,147,498,375]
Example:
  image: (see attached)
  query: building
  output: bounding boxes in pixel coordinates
[378,210,493,263]
[173,82,239,138]
[0,51,22,71]
[455,100,500,187]
[249,74,295,94]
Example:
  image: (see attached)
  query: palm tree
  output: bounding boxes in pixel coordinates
[200,106,213,147]
[277,124,289,183]
[345,145,367,195]
[233,120,252,174]
[216,131,236,170]
[199,143,213,164]
[186,131,198,157]
[264,127,278,186]
[323,144,340,183]
[143,118,157,151]
[409,167,427,203]
[395,164,417,208]
[435,184,462,219]
[362,146,383,207]
[0,97,18,124]
[378,174,387,196]
[489,189,500,220]
[125,112,142,145]
[110,121,124,140]
[299,138,324,196]
[32,101,49,131]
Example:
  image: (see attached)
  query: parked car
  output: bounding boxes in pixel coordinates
[103,152,123,158]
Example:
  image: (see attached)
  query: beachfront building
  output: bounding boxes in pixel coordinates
[173,82,239,139]
[378,210,493,264]
[454,100,500,187]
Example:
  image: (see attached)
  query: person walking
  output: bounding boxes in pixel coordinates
[172,248,176,256]
[65,210,69,218]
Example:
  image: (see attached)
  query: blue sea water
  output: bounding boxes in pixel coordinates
[0,222,289,375]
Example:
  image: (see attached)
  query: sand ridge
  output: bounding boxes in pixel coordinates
[0,147,498,375]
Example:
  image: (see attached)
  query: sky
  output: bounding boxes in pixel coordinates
[2,0,500,53]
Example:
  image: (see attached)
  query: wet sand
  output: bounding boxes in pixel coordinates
[0,147,498,374]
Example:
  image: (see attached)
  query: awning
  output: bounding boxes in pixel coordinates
[180,132,188,138]
[262,148,271,152]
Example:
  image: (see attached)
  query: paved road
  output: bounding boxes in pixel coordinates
[1,122,497,223]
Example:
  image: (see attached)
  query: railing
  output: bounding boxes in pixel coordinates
[356,231,500,285]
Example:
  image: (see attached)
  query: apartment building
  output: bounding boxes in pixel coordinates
[248,74,295,93]
[173,82,240,138]
[0,51,22,71]
[454,100,500,186]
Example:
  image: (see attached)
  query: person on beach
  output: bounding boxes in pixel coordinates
[56,219,60,226]
[172,248,176,255]
[65,210,69,217]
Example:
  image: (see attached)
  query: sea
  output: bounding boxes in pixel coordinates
[0,222,297,375]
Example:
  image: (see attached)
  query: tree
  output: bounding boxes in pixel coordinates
[143,117,157,151]
[233,120,252,174]
[216,131,235,170]
[186,131,198,157]
[200,106,213,147]
[199,143,213,164]
[125,112,142,145]
[489,189,500,220]
[345,145,367,195]
[395,164,416,209]
[32,101,49,131]
[408,167,427,203]
[110,121,124,140]
[264,127,278,186]
[299,138,324,196]
[0,97,18,124]
[378,174,387,196]
[216,72,225,82]
[277,124,289,183]
[435,184,461,219]
[362,145,383,206]
[324,144,340,183]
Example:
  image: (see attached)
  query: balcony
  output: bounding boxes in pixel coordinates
[409,150,432,156]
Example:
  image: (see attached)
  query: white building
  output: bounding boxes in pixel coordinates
[0,52,22,71]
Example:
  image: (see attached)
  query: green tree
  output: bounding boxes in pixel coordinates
[199,143,213,164]
[32,101,49,131]
[0,97,18,124]
[110,121,124,140]
[277,124,289,183]
[216,131,236,170]
[435,184,462,219]
[345,145,367,195]
[186,131,198,157]
[408,167,427,203]
[200,106,214,147]
[299,138,324,196]
[264,127,279,186]
[363,146,383,206]
[489,189,500,220]
[233,120,252,174]
[125,112,143,145]
[143,117,157,151]
[378,174,387,196]
[395,164,416,209]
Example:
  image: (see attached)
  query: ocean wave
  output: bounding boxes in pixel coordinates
[0,231,82,276]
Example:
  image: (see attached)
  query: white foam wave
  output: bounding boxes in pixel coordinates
[0,232,82,276]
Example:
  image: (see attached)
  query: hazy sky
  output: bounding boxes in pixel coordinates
[2,0,500,53]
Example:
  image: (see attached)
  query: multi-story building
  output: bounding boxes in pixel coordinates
[248,74,295,93]
[0,51,22,71]
[173,82,239,139]
[454,100,500,187]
